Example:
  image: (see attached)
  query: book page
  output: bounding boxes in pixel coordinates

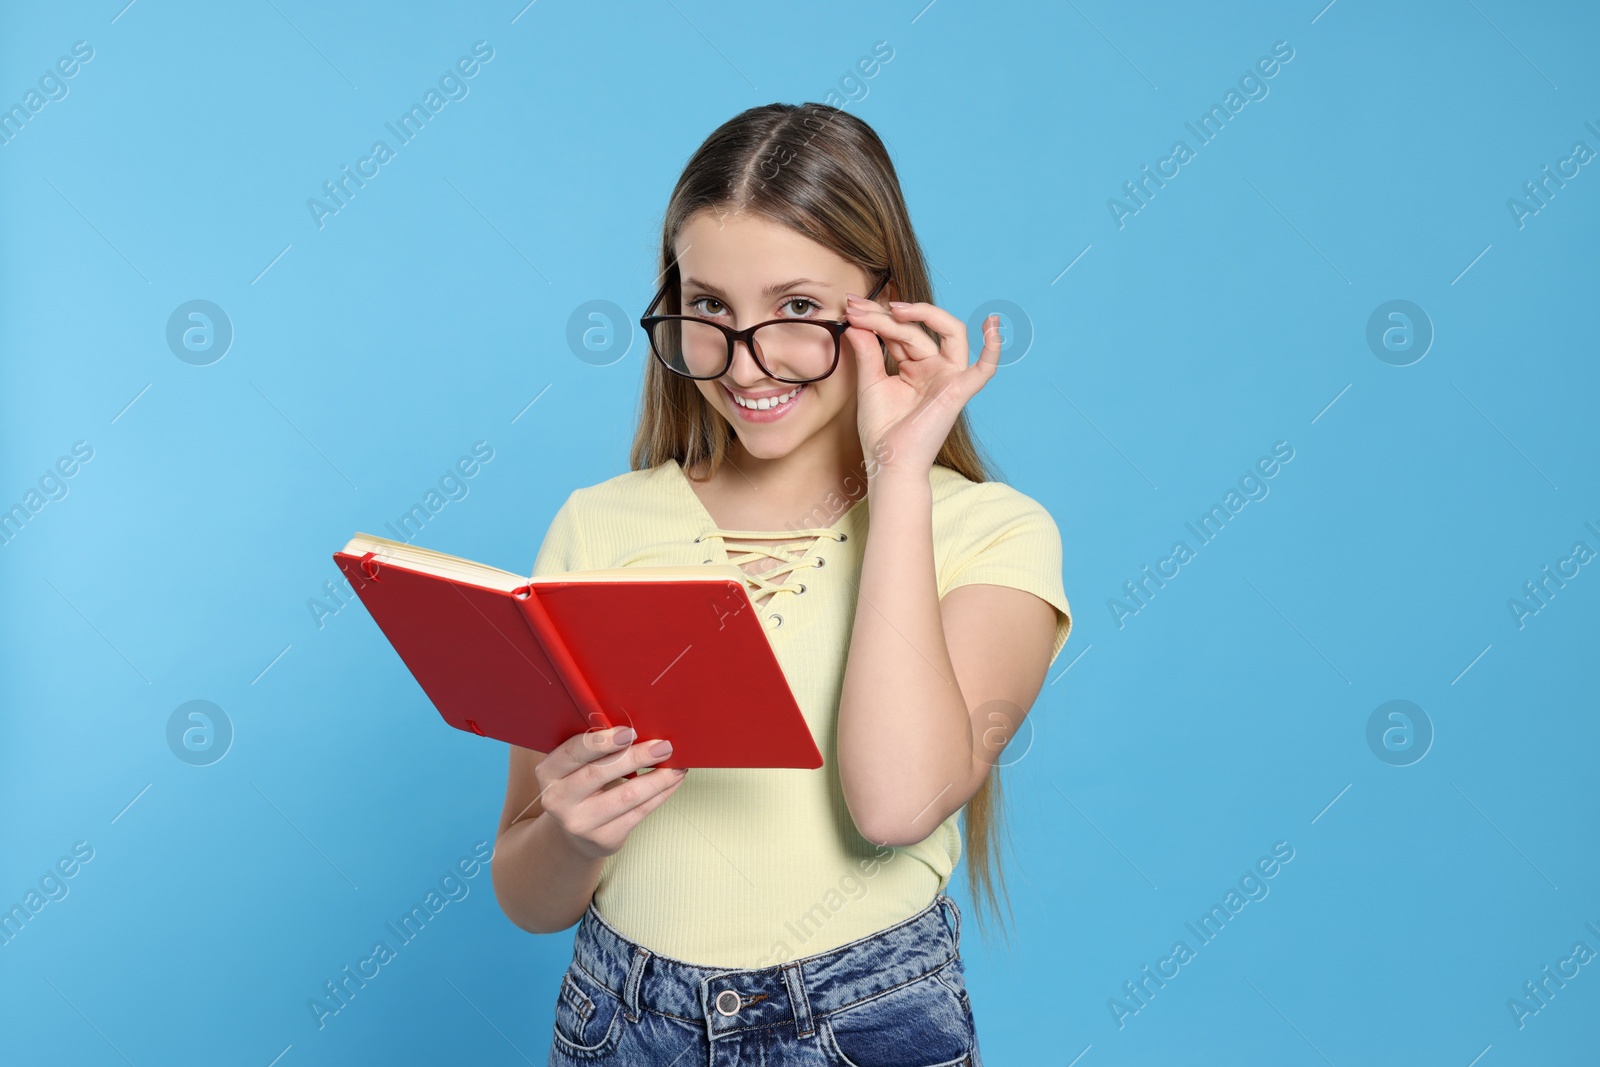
[339,534,744,590]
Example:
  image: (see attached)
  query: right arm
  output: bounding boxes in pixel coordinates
[491,725,685,934]
[495,493,687,932]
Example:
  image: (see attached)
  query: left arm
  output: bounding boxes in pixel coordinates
[836,468,1057,846]
[833,289,1058,847]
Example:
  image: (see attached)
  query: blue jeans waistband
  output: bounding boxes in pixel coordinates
[570,892,964,1034]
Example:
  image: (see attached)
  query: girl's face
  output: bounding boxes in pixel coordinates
[672,209,878,464]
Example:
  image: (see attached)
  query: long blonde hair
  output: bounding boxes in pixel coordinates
[628,102,1019,944]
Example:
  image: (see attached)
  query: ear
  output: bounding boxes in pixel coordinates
[864,269,898,306]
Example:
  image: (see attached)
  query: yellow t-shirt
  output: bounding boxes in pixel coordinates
[528,458,1072,968]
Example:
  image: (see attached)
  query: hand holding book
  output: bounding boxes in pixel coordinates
[533,725,688,861]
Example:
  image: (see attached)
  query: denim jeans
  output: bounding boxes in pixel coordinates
[547,892,983,1066]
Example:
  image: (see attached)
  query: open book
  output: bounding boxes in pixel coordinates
[332,533,823,769]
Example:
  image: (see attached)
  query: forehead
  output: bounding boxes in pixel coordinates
[674,210,849,283]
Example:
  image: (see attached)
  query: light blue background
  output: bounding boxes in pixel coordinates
[3,1,1596,1063]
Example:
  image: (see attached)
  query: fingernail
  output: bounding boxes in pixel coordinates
[888,301,909,308]
[649,739,673,757]
[845,293,861,303]
[614,728,636,745]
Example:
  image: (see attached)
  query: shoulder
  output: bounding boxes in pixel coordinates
[534,461,683,576]
[560,460,680,517]
[928,464,1073,663]
[929,465,1060,547]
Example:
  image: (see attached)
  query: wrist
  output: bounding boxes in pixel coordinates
[867,463,931,500]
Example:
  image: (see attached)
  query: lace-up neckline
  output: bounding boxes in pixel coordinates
[694,527,847,607]
[671,460,861,622]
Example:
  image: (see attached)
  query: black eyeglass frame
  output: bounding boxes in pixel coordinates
[639,268,893,384]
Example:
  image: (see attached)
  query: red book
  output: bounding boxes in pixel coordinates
[331,534,822,769]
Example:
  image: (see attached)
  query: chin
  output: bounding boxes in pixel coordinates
[732,429,806,459]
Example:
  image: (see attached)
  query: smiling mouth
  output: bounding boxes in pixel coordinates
[723,382,804,412]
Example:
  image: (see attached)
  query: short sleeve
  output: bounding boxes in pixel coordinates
[530,491,589,578]
[940,482,1073,666]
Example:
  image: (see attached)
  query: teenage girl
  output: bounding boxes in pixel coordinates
[493,103,1072,1067]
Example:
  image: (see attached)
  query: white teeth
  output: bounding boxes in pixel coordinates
[732,385,801,410]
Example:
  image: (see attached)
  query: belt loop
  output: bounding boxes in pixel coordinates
[781,961,814,1037]
[623,945,650,1022]
[939,894,962,948]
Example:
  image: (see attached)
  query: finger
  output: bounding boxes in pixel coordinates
[552,731,669,805]
[542,724,639,784]
[571,763,687,836]
[845,303,939,358]
[949,314,1002,401]
[595,737,678,789]
[585,770,687,841]
[975,313,1003,373]
[846,324,891,391]
[886,302,972,364]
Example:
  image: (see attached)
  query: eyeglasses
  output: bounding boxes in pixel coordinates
[640,268,892,384]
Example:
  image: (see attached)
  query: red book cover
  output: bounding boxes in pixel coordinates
[332,535,823,769]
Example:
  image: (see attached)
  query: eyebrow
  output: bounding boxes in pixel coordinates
[681,276,834,298]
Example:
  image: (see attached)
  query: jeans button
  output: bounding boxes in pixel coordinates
[715,989,742,1016]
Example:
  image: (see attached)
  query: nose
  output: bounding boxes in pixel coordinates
[725,335,770,388]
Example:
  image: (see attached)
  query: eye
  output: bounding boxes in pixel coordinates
[686,296,726,317]
[781,297,821,317]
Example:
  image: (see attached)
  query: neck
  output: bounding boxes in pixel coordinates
[700,414,870,529]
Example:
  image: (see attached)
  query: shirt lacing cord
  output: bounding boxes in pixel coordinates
[694,527,848,628]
